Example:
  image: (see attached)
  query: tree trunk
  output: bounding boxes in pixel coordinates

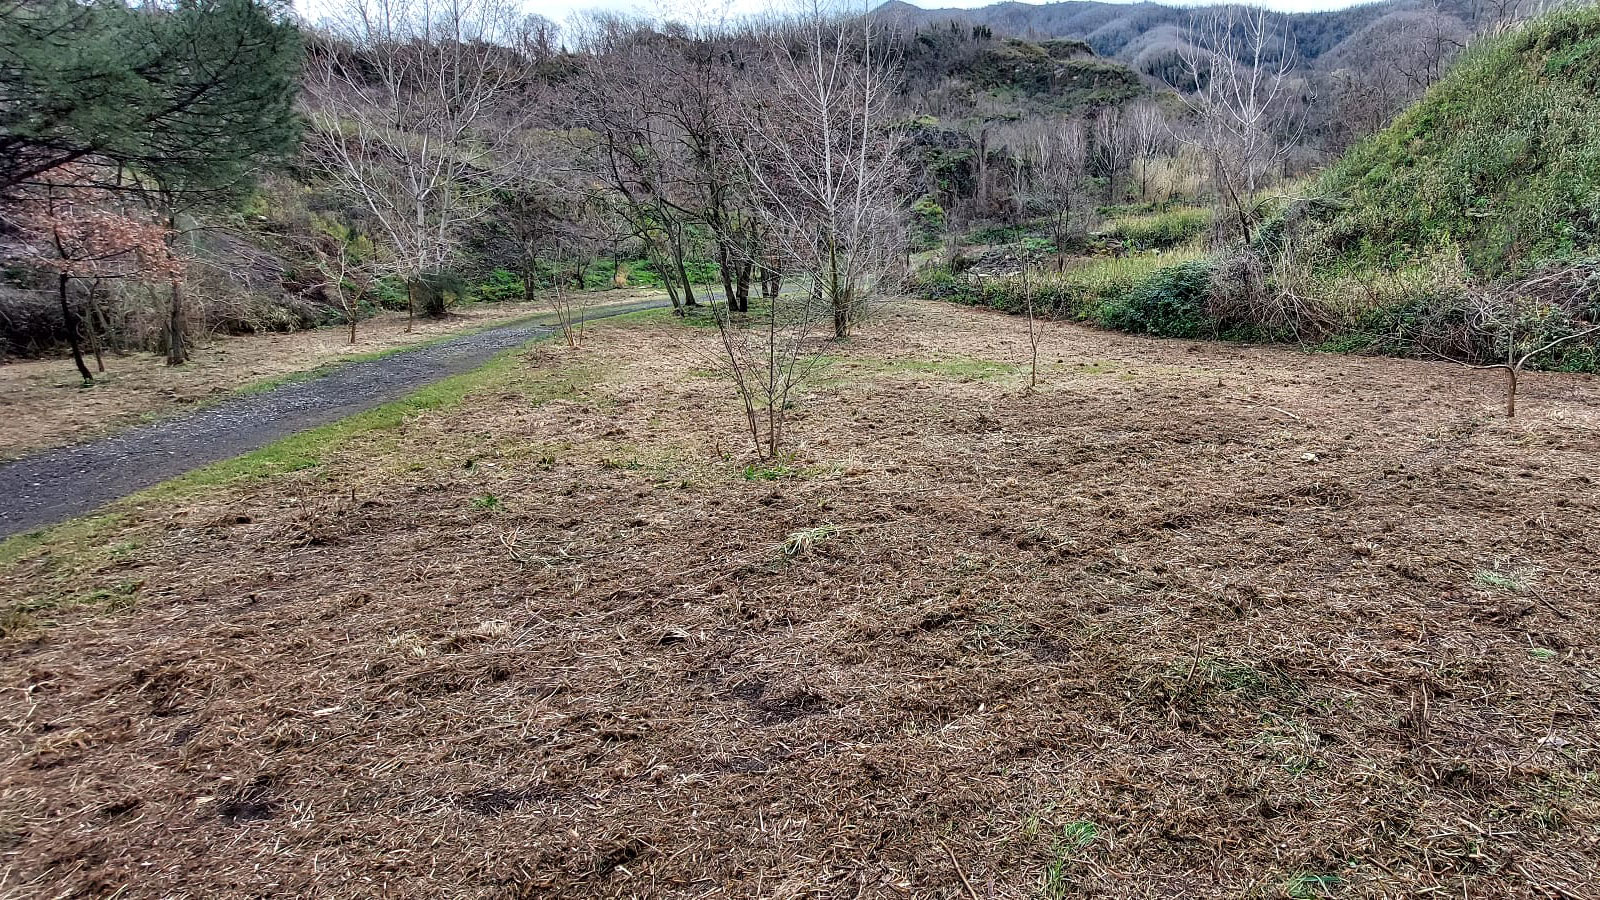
[1506,366,1518,418]
[735,261,752,310]
[58,274,93,383]
[405,278,417,332]
[760,261,781,301]
[717,242,739,314]
[86,281,105,373]
[673,240,697,308]
[165,277,187,366]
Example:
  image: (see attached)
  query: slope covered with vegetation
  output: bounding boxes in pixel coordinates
[1299,4,1600,278]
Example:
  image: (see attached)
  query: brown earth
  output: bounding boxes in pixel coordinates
[0,291,661,461]
[2,300,1598,899]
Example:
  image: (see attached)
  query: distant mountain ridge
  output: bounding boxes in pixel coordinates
[874,0,1489,71]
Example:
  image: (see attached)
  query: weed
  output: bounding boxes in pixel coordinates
[780,525,838,558]
[1284,872,1341,898]
[470,493,502,510]
[743,462,802,481]
[1041,821,1099,898]
[1474,570,1525,592]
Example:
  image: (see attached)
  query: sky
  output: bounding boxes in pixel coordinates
[519,0,1372,26]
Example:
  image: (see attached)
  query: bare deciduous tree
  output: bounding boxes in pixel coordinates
[1025,118,1091,270]
[1127,101,1170,201]
[302,0,530,331]
[1018,262,1046,391]
[737,11,907,339]
[1169,6,1310,244]
[1092,106,1135,203]
[564,17,705,313]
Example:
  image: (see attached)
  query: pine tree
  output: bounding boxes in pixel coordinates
[0,0,302,201]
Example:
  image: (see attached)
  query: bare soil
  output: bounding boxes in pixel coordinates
[0,292,661,460]
[3,300,1599,899]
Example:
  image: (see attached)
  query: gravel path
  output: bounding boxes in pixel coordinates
[0,300,666,539]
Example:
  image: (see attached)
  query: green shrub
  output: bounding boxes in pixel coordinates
[964,223,1028,246]
[911,194,946,252]
[474,268,525,303]
[911,265,979,304]
[373,275,408,311]
[1095,259,1217,338]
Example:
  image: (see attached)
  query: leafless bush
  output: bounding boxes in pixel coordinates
[1210,247,1331,341]
[702,275,835,459]
[1420,265,1600,417]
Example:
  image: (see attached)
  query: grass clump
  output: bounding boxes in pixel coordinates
[1104,206,1211,251]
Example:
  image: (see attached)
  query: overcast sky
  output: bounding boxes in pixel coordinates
[519,0,1371,26]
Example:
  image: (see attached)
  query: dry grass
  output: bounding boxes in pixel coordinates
[3,300,1599,898]
[0,291,661,460]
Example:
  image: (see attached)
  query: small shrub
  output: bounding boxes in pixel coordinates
[1095,259,1217,338]
[474,268,525,304]
[910,194,946,251]
[911,265,979,304]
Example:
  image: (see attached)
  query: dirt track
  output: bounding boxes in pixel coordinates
[0,299,666,539]
[3,301,1600,898]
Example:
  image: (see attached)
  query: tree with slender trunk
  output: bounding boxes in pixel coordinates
[736,10,908,339]
[303,0,532,331]
[1128,101,1169,201]
[1025,118,1091,270]
[1426,268,1600,418]
[1168,6,1309,244]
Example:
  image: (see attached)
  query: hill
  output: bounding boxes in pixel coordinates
[1295,3,1600,279]
[877,0,1510,75]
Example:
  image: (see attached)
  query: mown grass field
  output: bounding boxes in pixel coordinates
[3,301,1599,898]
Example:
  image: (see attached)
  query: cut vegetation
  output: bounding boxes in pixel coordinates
[3,301,1599,896]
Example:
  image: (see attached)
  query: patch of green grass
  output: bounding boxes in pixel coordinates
[1316,333,1376,354]
[1104,206,1211,250]
[470,493,502,510]
[1041,821,1100,899]
[1474,570,1525,592]
[1140,656,1300,715]
[1284,872,1342,898]
[742,462,803,481]
[144,347,591,500]
[0,513,129,573]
